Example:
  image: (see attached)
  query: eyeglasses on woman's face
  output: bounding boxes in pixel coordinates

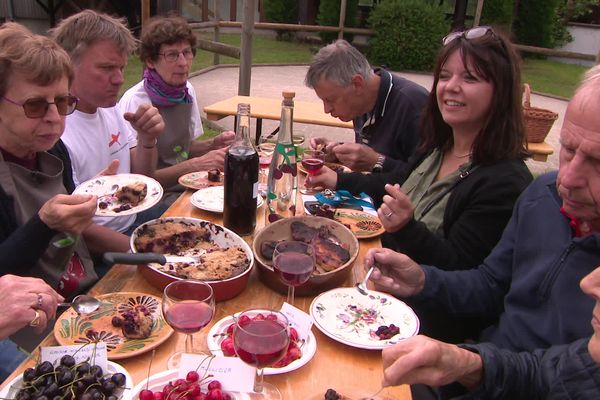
[442,26,495,46]
[1,94,78,118]
[158,48,195,62]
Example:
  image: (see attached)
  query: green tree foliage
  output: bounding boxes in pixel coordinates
[514,0,562,47]
[316,0,359,44]
[264,0,298,41]
[480,0,514,34]
[367,0,449,71]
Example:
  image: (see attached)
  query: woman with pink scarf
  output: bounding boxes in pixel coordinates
[120,16,233,203]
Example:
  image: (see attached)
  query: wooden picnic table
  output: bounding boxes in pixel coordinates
[0,189,411,400]
[204,95,555,162]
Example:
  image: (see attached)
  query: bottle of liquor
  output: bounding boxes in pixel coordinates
[223,103,259,235]
[266,91,298,222]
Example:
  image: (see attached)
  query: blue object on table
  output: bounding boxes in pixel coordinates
[315,190,375,210]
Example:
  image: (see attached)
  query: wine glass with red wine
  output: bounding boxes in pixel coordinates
[300,149,325,194]
[162,279,215,369]
[257,142,276,197]
[233,309,290,399]
[272,241,315,306]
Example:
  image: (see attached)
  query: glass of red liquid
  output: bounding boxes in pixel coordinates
[162,279,215,369]
[300,149,325,194]
[273,241,315,306]
[257,142,275,197]
[233,309,290,398]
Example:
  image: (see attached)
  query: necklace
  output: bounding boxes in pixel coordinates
[452,151,471,159]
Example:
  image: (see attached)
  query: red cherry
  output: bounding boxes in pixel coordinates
[289,327,299,342]
[287,346,302,361]
[193,394,207,400]
[253,313,265,321]
[265,313,278,321]
[225,323,234,335]
[153,392,165,400]
[238,315,252,326]
[207,388,224,400]
[140,389,154,400]
[188,383,201,396]
[207,380,222,390]
[186,371,200,383]
[220,337,236,356]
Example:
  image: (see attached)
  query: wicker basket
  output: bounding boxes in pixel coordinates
[523,83,558,143]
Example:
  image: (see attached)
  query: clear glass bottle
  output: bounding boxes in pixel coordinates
[266,91,298,223]
[223,103,259,234]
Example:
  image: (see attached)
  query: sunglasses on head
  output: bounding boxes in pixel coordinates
[442,26,496,46]
[1,94,78,118]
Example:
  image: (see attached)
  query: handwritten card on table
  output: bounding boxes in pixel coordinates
[179,354,255,393]
[281,302,313,341]
[41,343,108,372]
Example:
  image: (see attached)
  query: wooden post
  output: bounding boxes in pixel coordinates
[238,0,254,96]
[338,0,347,40]
[141,0,150,29]
[213,0,220,65]
[473,0,485,27]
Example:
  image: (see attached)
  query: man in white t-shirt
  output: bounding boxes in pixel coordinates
[50,10,165,254]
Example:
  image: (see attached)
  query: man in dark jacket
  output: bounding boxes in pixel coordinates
[366,65,600,398]
[305,40,428,173]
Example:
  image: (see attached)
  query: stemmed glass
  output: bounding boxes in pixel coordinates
[232,309,290,399]
[257,142,275,197]
[162,279,215,369]
[299,149,325,194]
[272,241,315,306]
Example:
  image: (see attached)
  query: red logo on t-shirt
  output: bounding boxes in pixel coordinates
[109,132,121,147]
[58,253,87,297]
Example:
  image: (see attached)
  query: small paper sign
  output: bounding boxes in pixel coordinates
[178,354,255,393]
[41,343,108,372]
[281,302,313,341]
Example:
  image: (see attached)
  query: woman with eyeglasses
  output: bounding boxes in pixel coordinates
[0,22,98,379]
[120,16,234,202]
[307,27,533,342]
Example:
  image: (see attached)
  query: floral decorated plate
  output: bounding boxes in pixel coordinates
[178,171,223,190]
[74,174,163,217]
[54,292,173,360]
[333,209,385,239]
[309,287,419,350]
[190,186,263,213]
[207,313,317,375]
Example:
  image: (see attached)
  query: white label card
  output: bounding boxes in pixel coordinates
[280,302,313,341]
[179,354,256,393]
[41,343,108,372]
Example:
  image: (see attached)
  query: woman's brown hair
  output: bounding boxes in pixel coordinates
[139,15,197,65]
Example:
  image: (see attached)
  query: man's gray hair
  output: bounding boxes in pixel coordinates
[49,9,138,62]
[305,39,374,88]
[573,64,600,111]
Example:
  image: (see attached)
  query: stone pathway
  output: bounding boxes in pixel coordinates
[190,65,567,175]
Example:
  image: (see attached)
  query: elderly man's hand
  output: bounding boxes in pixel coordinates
[123,103,164,145]
[190,148,227,171]
[364,248,425,297]
[378,184,415,233]
[382,335,483,389]
[304,165,338,191]
[0,275,64,337]
[39,194,97,235]
[212,131,235,149]
[333,143,380,172]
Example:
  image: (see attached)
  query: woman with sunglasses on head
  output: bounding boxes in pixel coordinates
[0,22,99,370]
[307,26,533,343]
[120,15,234,203]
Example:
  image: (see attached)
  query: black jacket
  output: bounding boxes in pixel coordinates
[0,140,75,274]
[337,152,533,269]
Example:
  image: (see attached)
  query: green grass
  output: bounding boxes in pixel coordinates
[122,33,588,102]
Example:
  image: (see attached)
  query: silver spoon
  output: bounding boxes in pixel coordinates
[58,294,101,314]
[355,266,375,295]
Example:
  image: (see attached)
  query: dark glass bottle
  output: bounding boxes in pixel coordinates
[223,103,259,235]
[266,91,298,223]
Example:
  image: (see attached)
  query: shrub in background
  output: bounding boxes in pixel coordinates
[480,0,514,34]
[514,0,561,47]
[367,0,449,71]
[317,0,359,44]
[263,0,298,41]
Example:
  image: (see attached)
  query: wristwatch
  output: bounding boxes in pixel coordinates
[372,154,386,173]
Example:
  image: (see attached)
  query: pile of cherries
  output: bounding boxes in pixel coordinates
[15,355,126,400]
[218,314,302,368]
[374,324,400,340]
[138,371,229,400]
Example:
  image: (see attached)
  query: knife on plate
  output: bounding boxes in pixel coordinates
[103,252,200,265]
